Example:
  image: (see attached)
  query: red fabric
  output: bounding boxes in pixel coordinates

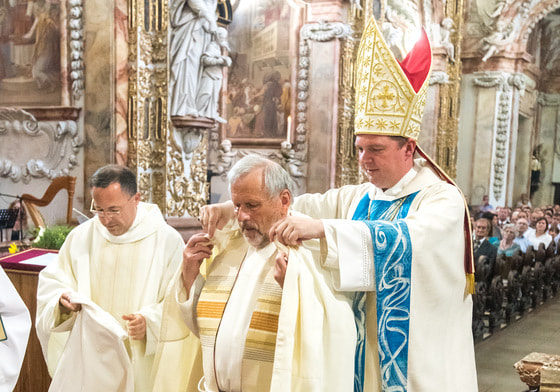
[398,29,432,93]
[415,146,474,275]
[0,248,57,272]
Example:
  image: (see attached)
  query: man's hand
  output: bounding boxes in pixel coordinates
[269,216,325,246]
[274,250,288,288]
[59,292,82,314]
[122,314,146,340]
[199,201,235,238]
[182,233,213,294]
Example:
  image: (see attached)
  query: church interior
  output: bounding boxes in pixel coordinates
[1,0,560,391]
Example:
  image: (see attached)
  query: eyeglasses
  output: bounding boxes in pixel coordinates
[90,196,133,218]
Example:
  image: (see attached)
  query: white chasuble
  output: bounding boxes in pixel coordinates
[36,202,184,392]
[48,294,133,392]
[293,158,478,392]
[168,222,358,392]
[180,234,281,392]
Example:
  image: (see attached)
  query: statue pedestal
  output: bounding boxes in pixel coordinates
[167,116,213,218]
[170,116,215,161]
[171,116,216,129]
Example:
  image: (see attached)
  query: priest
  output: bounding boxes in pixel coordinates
[36,165,184,392]
[156,155,357,392]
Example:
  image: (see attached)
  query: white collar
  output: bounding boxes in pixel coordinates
[368,165,419,201]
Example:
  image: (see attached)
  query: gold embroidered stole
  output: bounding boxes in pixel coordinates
[197,234,283,390]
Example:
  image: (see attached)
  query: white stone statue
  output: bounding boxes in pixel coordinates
[214,139,237,175]
[440,18,455,63]
[382,8,405,60]
[489,0,513,18]
[197,27,231,123]
[279,141,303,177]
[169,0,218,117]
[476,0,514,27]
[481,21,511,62]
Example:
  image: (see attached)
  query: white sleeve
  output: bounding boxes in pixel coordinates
[174,274,205,337]
[321,219,375,291]
[0,267,32,392]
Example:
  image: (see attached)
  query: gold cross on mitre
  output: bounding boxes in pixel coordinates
[354,17,432,140]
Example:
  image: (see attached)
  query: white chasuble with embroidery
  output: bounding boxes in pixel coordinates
[293,159,478,392]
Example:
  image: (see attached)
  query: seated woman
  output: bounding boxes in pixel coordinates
[526,217,552,249]
[497,223,520,256]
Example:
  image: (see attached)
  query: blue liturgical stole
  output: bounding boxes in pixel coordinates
[351,191,419,392]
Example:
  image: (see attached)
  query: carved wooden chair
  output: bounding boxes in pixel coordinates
[21,176,77,228]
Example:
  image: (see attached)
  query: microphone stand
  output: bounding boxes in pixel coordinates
[0,192,24,242]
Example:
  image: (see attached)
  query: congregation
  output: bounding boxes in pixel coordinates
[469,195,560,342]
[471,195,560,257]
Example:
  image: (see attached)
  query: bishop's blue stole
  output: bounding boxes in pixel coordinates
[352,191,419,392]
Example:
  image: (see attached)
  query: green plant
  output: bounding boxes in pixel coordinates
[32,225,74,250]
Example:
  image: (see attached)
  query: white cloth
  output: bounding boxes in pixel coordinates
[168,220,356,392]
[36,202,184,392]
[293,158,478,392]
[514,236,531,252]
[270,239,356,392]
[0,267,31,392]
[48,293,133,392]
[525,231,553,249]
[177,240,278,392]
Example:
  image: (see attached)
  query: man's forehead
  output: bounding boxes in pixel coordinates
[91,184,130,204]
[355,134,394,146]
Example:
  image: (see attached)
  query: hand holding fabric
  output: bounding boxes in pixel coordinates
[199,201,235,238]
[59,292,82,314]
[274,250,288,288]
[122,313,146,340]
[269,215,325,246]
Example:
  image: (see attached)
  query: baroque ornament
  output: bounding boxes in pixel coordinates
[473,72,515,201]
[128,0,170,212]
[166,131,208,218]
[0,109,82,183]
[537,93,560,107]
[68,0,85,99]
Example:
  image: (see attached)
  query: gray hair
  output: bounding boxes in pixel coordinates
[502,223,515,232]
[227,155,295,200]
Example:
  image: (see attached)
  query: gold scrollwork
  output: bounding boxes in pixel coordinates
[138,171,151,202]
[166,139,187,217]
[435,0,463,178]
[336,0,368,186]
[128,0,170,214]
[166,130,209,218]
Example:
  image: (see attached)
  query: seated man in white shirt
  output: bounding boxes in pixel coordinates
[513,218,532,252]
[159,155,356,392]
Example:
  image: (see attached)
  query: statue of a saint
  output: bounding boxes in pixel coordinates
[169,0,217,117]
[197,27,231,123]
